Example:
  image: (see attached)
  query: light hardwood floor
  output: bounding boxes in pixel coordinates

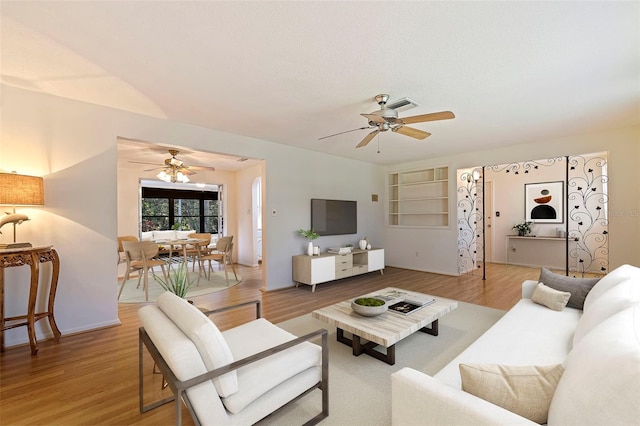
[0,262,541,425]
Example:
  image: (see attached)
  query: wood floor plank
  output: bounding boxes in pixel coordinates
[0,262,540,425]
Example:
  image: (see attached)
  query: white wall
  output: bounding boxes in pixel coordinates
[385,126,640,274]
[0,85,385,347]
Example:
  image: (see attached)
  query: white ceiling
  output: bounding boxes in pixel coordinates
[2,1,638,166]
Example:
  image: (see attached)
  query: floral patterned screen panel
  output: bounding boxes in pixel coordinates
[457,152,608,277]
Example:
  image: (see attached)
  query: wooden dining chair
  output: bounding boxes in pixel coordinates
[117,235,138,264]
[198,236,237,286]
[119,241,168,301]
[185,233,212,276]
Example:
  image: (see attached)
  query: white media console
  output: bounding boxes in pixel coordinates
[292,248,385,292]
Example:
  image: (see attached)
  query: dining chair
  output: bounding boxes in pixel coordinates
[117,235,138,264]
[198,236,237,286]
[185,233,212,276]
[119,240,168,301]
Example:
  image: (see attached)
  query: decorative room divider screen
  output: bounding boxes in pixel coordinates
[457,152,609,278]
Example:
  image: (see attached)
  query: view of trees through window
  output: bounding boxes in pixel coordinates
[141,186,221,233]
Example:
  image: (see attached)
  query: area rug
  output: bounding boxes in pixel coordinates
[117,270,242,303]
[262,301,505,425]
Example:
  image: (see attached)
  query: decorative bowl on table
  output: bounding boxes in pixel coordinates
[351,297,387,317]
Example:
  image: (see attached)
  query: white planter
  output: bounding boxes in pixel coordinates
[307,241,314,256]
[359,240,367,250]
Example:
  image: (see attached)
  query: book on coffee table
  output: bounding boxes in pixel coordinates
[388,297,436,315]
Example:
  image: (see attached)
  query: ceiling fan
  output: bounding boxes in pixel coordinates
[129,149,215,183]
[319,94,455,148]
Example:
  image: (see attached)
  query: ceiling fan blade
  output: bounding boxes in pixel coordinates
[393,126,431,140]
[360,113,387,124]
[356,130,379,148]
[399,111,455,125]
[186,165,216,172]
[143,166,164,172]
[129,160,163,166]
[318,126,373,140]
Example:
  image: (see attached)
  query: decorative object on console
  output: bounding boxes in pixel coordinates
[512,221,533,237]
[0,172,45,249]
[297,229,319,256]
[359,239,367,250]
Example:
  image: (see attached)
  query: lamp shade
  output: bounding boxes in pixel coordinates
[0,173,45,205]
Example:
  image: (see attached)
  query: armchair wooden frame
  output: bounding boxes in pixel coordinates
[139,300,329,426]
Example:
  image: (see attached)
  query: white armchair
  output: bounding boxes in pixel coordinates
[138,292,329,425]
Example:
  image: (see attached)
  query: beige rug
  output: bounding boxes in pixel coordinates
[261,301,505,425]
[117,268,242,303]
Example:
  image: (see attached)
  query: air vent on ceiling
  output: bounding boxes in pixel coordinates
[386,97,419,112]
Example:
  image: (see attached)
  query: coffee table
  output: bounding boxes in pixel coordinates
[311,287,458,365]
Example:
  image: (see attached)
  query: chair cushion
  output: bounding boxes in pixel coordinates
[573,279,639,347]
[138,305,226,421]
[460,363,564,424]
[583,264,640,310]
[548,306,640,426]
[221,318,322,414]
[538,268,600,310]
[531,282,571,311]
[157,292,238,397]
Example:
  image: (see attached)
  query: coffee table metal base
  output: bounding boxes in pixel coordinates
[336,319,439,365]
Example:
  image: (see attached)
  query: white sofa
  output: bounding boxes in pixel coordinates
[392,264,640,425]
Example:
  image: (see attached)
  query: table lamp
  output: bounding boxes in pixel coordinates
[0,172,45,249]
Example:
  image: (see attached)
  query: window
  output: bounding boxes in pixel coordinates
[141,186,221,233]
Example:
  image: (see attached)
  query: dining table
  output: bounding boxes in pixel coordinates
[154,238,208,279]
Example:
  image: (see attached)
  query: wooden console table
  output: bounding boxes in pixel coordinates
[0,245,61,355]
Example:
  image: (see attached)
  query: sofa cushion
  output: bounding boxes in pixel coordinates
[573,279,639,346]
[153,230,177,241]
[583,264,640,311]
[140,231,153,241]
[531,282,571,311]
[157,292,238,397]
[460,363,564,424]
[538,268,600,310]
[221,318,322,414]
[434,299,580,389]
[548,306,640,426]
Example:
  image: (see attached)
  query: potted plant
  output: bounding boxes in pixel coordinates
[155,261,194,298]
[297,229,319,256]
[513,221,533,237]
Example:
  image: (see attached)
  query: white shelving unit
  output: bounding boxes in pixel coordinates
[388,166,449,228]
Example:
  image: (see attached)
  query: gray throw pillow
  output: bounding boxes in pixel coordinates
[538,268,600,310]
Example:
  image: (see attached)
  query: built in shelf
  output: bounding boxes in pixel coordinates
[388,166,449,228]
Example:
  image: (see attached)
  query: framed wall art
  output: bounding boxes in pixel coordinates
[525,181,564,223]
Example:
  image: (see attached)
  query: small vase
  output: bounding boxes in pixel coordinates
[359,240,367,250]
[518,230,526,236]
[307,241,314,256]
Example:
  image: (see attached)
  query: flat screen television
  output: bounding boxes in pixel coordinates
[311,199,357,236]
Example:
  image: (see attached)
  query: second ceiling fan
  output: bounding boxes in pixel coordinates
[320,94,455,148]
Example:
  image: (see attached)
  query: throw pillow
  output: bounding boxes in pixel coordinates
[531,282,571,311]
[460,363,565,424]
[157,292,238,397]
[539,268,600,310]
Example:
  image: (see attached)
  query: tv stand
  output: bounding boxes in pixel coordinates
[292,248,384,292]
